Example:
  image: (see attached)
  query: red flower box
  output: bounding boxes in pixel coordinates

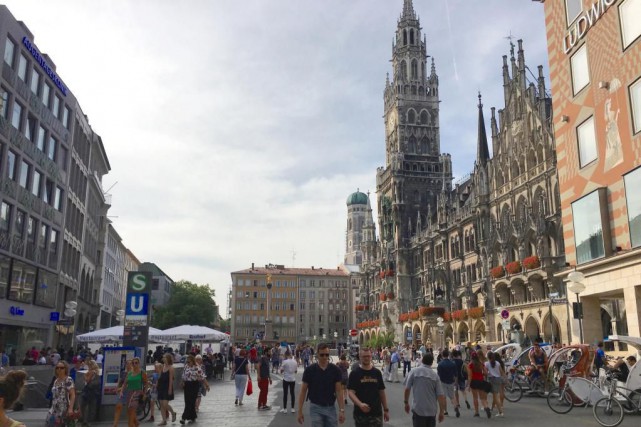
[386,292,395,300]
[506,261,522,275]
[379,294,387,302]
[490,266,505,279]
[419,306,445,317]
[443,312,452,322]
[523,255,540,269]
[399,313,409,322]
[468,307,485,319]
[410,311,420,320]
[452,309,468,321]
[386,269,395,277]
[379,271,386,279]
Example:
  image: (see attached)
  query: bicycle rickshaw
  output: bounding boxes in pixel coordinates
[503,343,554,402]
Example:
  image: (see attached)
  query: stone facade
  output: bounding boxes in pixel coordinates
[356,0,568,347]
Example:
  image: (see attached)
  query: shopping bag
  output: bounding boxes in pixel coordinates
[246,377,253,396]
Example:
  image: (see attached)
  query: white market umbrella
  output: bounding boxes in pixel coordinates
[76,326,165,343]
[153,325,227,342]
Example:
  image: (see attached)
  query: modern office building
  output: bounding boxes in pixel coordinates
[230,264,353,345]
[542,0,641,343]
[139,262,174,311]
[0,5,115,352]
[98,221,128,329]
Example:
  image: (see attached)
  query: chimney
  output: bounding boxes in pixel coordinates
[251,263,254,270]
[311,266,314,270]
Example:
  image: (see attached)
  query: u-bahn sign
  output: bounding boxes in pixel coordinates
[123,271,152,350]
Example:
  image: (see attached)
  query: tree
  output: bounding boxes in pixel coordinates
[151,280,216,329]
[366,331,396,349]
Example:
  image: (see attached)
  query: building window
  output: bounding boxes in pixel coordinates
[37,126,46,151]
[36,269,57,308]
[25,116,36,141]
[9,260,36,303]
[31,170,41,196]
[30,71,40,95]
[571,44,589,95]
[63,106,71,129]
[572,190,605,264]
[6,150,16,181]
[631,77,641,134]
[625,167,641,247]
[41,84,50,107]
[53,96,60,118]
[47,137,56,161]
[1,89,8,119]
[11,102,22,129]
[620,0,641,49]
[565,0,582,25]
[17,54,27,81]
[4,38,15,67]
[0,202,11,232]
[0,255,9,298]
[15,210,24,237]
[19,160,30,189]
[53,186,62,211]
[577,116,597,167]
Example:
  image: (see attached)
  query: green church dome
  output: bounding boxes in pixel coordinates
[347,190,368,206]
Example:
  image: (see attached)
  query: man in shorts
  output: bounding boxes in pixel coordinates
[437,349,459,417]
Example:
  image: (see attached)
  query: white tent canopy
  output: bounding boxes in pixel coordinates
[154,325,227,341]
[76,326,165,343]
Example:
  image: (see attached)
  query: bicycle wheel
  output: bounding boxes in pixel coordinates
[504,380,523,402]
[137,397,151,421]
[531,378,546,397]
[620,389,641,415]
[593,397,624,427]
[547,387,574,414]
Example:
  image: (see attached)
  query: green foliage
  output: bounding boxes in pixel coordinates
[365,330,396,349]
[151,280,216,329]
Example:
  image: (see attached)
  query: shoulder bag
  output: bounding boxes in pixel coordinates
[246,376,253,396]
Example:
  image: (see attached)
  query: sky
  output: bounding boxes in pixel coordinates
[3,0,550,317]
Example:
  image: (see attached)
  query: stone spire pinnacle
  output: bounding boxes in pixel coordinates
[476,92,490,167]
[402,0,416,20]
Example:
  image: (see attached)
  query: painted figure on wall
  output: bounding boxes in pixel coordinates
[604,79,623,171]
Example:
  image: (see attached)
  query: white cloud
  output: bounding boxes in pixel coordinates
[3,0,548,317]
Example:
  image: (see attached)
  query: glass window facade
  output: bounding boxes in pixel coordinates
[11,102,21,129]
[625,167,641,248]
[0,202,10,231]
[35,269,57,308]
[17,54,26,81]
[572,190,605,264]
[577,116,597,167]
[9,260,36,303]
[0,254,9,298]
[620,0,641,48]
[631,78,641,135]
[565,0,582,25]
[4,38,14,67]
[571,45,589,95]
[30,72,40,94]
[41,84,50,106]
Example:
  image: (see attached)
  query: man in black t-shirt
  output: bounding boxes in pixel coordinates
[437,349,460,417]
[297,343,345,426]
[347,347,389,427]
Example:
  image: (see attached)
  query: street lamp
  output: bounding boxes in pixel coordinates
[334,331,338,351]
[567,271,586,344]
[265,274,273,341]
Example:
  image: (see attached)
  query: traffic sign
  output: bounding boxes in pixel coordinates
[500,309,510,319]
[350,329,358,337]
[501,319,511,329]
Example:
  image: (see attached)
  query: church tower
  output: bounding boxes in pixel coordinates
[345,190,369,265]
[376,0,453,317]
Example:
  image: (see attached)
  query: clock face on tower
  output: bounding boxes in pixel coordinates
[387,110,398,134]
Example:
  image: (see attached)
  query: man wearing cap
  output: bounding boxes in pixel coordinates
[404,352,446,427]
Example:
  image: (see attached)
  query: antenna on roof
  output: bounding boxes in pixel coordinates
[291,249,297,267]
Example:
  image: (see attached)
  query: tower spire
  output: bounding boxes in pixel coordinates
[476,92,490,167]
[402,0,416,20]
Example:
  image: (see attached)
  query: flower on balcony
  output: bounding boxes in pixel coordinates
[419,306,445,317]
[385,269,395,277]
[399,313,409,322]
[468,306,485,319]
[379,271,386,279]
[379,294,387,302]
[490,266,505,279]
[452,309,468,321]
[506,261,522,275]
[410,311,420,321]
[374,319,380,327]
[523,255,540,270]
[386,292,395,300]
[443,312,452,322]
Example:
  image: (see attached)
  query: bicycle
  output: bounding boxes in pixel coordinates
[504,365,547,402]
[593,372,641,427]
[547,374,605,414]
[136,387,161,421]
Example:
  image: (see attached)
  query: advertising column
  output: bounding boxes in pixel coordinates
[123,271,152,358]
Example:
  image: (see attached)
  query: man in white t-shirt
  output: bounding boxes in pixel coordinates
[402,345,413,377]
[279,351,298,413]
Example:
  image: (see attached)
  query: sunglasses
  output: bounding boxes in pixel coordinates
[318,353,330,357]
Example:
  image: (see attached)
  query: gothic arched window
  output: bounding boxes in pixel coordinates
[411,59,418,79]
[403,29,408,46]
[408,109,416,124]
[400,60,407,80]
[410,29,415,45]
[420,110,428,125]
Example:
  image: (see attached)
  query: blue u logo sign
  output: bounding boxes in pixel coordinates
[126,294,148,315]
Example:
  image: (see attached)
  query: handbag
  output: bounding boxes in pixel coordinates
[246,377,253,396]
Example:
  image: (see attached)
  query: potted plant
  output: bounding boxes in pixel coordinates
[452,309,468,321]
[379,294,387,302]
[523,255,540,269]
[443,312,452,322]
[490,266,505,279]
[506,261,522,274]
[379,271,386,279]
[468,306,485,319]
[386,269,395,277]
[410,311,420,321]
